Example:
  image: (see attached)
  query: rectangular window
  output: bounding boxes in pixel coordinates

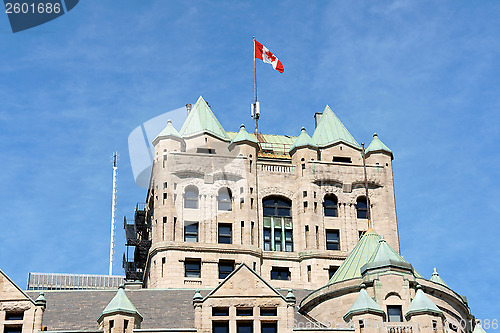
[264,228,271,251]
[326,230,340,250]
[218,223,232,244]
[124,319,129,332]
[261,322,277,333]
[263,217,293,252]
[307,265,311,282]
[212,307,229,316]
[387,305,403,322]
[5,312,24,320]
[329,266,339,279]
[213,321,229,333]
[251,221,255,245]
[303,191,307,197]
[163,192,167,200]
[260,308,277,316]
[236,308,253,316]
[197,148,216,154]
[332,156,352,163]
[163,182,167,188]
[218,260,235,279]
[184,222,199,242]
[271,267,290,281]
[237,321,253,333]
[184,259,201,278]
[4,326,22,333]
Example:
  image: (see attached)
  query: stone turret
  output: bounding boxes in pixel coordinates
[97,285,143,333]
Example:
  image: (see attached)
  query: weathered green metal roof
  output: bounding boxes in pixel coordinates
[472,321,487,333]
[153,119,183,145]
[289,127,317,154]
[312,105,361,149]
[430,268,449,288]
[404,286,442,320]
[368,236,405,263]
[230,124,258,145]
[365,133,392,156]
[97,285,143,322]
[227,131,297,158]
[343,285,385,322]
[179,96,230,141]
[328,228,381,284]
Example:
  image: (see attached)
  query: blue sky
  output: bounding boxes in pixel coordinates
[1,0,499,325]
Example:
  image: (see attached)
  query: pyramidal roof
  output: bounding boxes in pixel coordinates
[153,119,183,145]
[230,124,258,145]
[404,286,442,319]
[365,133,392,156]
[290,127,317,153]
[312,106,361,149]
[430,268,449,288]
[328,228,381,284]
[343,285,385,321]
[97,285,142,322]
[179,96,230,141]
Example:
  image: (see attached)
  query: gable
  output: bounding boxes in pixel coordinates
[206,264,284,300]
[0,269,34,303]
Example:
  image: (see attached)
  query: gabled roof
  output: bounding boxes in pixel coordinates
[328,228,381,284]
[179,96,230,141]
[230,124,258,146]
[344,285,385,322]
[405,286,443,319]
[365,133,392,157]
[153,119,183,145]
[289,127,317,154]
[430,268,449,288]
[0,269,36,305]
[97,285,143,322]
[312,105,361,149]
[203,263,286,302]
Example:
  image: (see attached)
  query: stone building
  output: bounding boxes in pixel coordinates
[0,96,486,333]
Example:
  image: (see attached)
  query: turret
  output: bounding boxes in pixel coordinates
[97,285,143,333]
[365,133,393,167]
[289,127,318,169]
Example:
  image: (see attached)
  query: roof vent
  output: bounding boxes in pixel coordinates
[186,103,192,115]
[314,112,323,128]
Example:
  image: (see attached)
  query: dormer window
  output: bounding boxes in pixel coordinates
[387,305,403,322]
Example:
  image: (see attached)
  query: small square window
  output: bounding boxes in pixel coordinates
[270,267,290,281]
[218,224,232,244]
[237,321,253,333]
[184,222,199,242]
[387,305,403,322]
[261,322,277,333]
[212,307,229,316]
[213,321,229,333]
[236,308,253,316]
[184,259,201,278]
[218,260,235,279]
[328,266,339,279]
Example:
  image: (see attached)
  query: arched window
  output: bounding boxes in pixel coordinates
[263,197,293,252]
[217,187,232,211]
[323,194,338,217]
[356,197,368,219]
[184,186,199,209]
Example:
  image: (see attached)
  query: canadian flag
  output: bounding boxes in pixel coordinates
[254,39,284,73]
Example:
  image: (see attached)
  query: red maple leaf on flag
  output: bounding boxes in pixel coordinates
[265,50,276,62]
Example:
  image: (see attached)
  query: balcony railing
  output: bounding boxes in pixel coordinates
[259,162,295,174]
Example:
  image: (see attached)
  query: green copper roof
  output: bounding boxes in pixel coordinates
[368,236,408,264]
[473,321,487,333]
[98,285,142,322]
[312,105,361,149]
[405,286,442,320]
[289,127,317,153]
[230,124,258,145]
[179,96,230,141]
[430,268,449,288]
[365,133,392,155]
[344,285,385,321]
[153,119,183,145]
[328,228,381,284]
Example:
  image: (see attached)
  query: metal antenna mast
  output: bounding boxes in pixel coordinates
[108,152,118,276]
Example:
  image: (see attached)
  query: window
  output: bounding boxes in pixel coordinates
[323,194,338,217]
[237,321,253,333]
[326,230,340,250]
[197,148,216,154]
[328,266,339,279]
[263,197,293,252]
[332,156,352,163]
[261,322,277,333]
[359,230,365,239]
[184,186,199,209]
[184,259,201,278]
[218,187,232,211]
[5,312,24,320]
[236,308,253,316]
[4,326,22,333]
[260,308,277,316]
[212,307,229,316]
[271,267,290,280]
[184,222,199,242]
[356,197,369,219]
[124,320,129,333]
[387,305,403,322]
[218,260,235,279]
[213,321,229,333]
[218,223,232,244]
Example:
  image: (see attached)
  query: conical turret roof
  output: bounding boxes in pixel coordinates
[405,286,442,319]
[153,119,183,145]
[230,124,258,145]
[97,285,142,322]
[179,96,230,141]
[365,133,392,157]
[290,127,317,154]
[344,284,385,322]
[430,268,449,288]
[328,228,381,284]
[312,106,360,149]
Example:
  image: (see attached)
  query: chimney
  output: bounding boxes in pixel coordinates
[186,103,192,115]
[314,112,323,128]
